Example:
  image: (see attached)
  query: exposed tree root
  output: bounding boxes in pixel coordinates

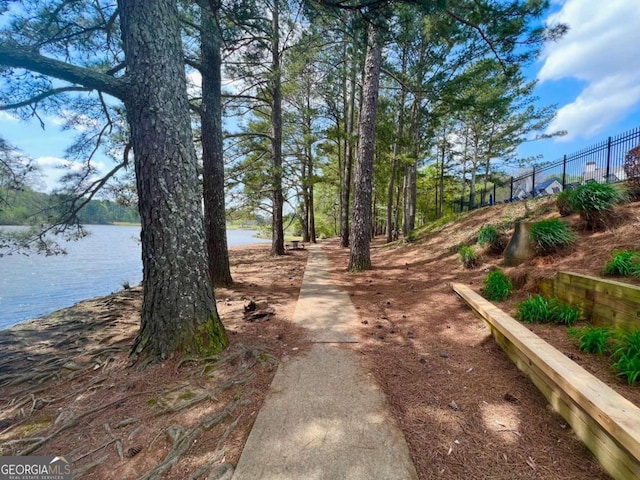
[13,391,159,456]
[137,400,240,480]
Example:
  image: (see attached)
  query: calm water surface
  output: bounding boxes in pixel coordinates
[0,226,269,330]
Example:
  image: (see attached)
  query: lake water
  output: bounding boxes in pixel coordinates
[0,226,269,330]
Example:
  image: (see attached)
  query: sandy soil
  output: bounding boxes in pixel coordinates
[1,197,638,479]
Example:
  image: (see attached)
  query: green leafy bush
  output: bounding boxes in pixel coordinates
[477,225,506,254]
[517,295,580,325]
[569,327,611,354]
[517,295,551,323]
[602,250,640,277]
[549,299,581,326]
[458,245,479,269]
[611,330,640,385]
[529,219,575,255]
[482,269,512,302]
[556,189,574,216]
[613,352,640,385]
[569,182,627,230]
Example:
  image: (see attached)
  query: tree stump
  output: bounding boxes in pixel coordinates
[503,221,536,266]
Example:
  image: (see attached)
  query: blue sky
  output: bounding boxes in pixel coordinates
[517,0,640,167]
[2,0,640,191]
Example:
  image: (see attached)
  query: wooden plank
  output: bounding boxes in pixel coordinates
[452,283,640,480]
[488,325,640,479]
[540,272,640,329]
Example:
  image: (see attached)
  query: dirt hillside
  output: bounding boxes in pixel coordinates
[323,196,640,479]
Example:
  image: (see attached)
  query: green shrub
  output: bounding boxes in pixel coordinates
[602,250,640,277]
[517,295,551,323]
[517,295,580,325]
[569,327,611,354]
[477,225,506,254]
[483,269,512,302]
[610,330,640,384]
[613,352,640,385]
[529,219,575,255]
[556,189,575,216]
[458,245,479,269]
[569,182,628,230]
[548,299,581,326]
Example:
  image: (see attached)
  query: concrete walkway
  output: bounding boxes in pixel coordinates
[232,246,417,480]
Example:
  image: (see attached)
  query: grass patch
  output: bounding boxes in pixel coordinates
[529,219,575,255]
[569,182,628,230]
[611,330,640,385]
[569,326,611,354]
[602,250,640,277]
[477,225,506,254]
[517,295,580,326]
[458,245,479,269]
[556,189,574,216]
[482,269,512,302]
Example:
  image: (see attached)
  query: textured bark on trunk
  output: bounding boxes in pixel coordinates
[309,182,316,243]
[386,87,406,242]
[270,0,285,256]
[119,0,227,359]
[340,36,358,248]
[348,22,382,272]
[301,98,312,243]
[201,3,232,287]
[403,98,420,236]
[438,141,445,218]
[301,157,310,243]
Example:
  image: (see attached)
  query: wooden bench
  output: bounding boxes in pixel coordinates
[452,282,640,480]
[285,241,305,250]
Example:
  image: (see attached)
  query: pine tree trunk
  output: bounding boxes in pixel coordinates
[386,48,407,243]
[119,0,227,360]
[340,33,359,248]
[301,159,310,243]
[348,22,382,272]
[201,2,232,287]
[403,99,420,236]
[270,0,285,256]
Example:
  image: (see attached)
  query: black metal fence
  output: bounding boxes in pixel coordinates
[454,125,640,212]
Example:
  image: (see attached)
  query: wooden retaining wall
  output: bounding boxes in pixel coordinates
[452,283,640,480]
[539,272,640,330]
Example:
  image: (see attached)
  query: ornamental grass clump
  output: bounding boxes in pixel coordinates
[569,327,611,355]
[548,299,581,326]
[477,225,506,254]
[458,245,479,269]
[482,269,512,302]
[602,250,640,277]
[517,295,580,326]
[569,182,627,230]
[612,330,640,385]
[528,219,575,255]
[556,189,575,217]
[517,295,550,323]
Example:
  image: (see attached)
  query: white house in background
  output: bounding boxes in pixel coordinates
[533,178,563,196]
[583,161,627,183]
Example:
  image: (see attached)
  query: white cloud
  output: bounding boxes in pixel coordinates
[186,70,202,97]
[32,156,108,193]
[538,0,640,140]
[0,111,18,122]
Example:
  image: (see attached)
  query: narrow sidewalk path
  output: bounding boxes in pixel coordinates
[233,245,418,480]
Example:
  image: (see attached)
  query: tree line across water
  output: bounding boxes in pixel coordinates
[0,187,139,226]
